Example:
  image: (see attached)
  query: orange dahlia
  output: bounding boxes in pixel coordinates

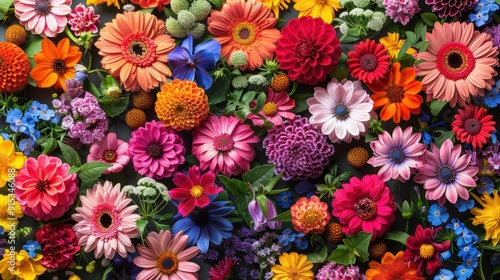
[366,251,424,280]
[366,62,423,123]
[0,42,30,93]
[95,11,175,92]
[155,79,209,131]
[290,196,331,235]
[30,38,82,91]
[207,0,280,71]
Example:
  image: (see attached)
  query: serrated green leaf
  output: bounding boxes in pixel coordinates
[99,96,129,117]
[58,141,81,167]
[291,93,313,113]
[218,175,248,197]
[243,164,275,188]
[327,245,356,265]
[383,231,410,245]
[421,12,439,27]
[349,231,372,262]
[78,162,112,183]
[256,194,268,218]
[430,99,448,116]
[270,210,291,222]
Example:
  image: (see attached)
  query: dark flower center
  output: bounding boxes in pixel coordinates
[36,180,50,192]
[390,148,405,163]
[121,32,157,67]
[156,252,178,275]
[239,28,250,40]
[386,85,404,102]
[148,143,163,158]
[232,22,256,45]
[359,54,378,72]
[355,197,377,220]
[52,59,67,75]
[464,118,482,135]
[436,42,475,81]
[131,42,145,57]
[297,41,317,58]
[190,207,209,225]
[438,165,455,183]
[99,213,113,228]
[447,52,463,69]
[35,0,51,15]
[214,133,234,152]
[103,150,117,162]
[333,103,349,119]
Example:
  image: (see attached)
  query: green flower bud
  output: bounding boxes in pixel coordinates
[248,75,268,87]
[166,18,187,38]
[170,0,190,14]
[190,0,212,21]
[368,118,383,132]
[76,32,96,49]
[189,23,206,39]
[230,50,248,67]
[231,76,248,89]
[401,200,413,219]
[101,258,111,267]
[86,261,96,273]
[177,10,196,30]
[212,68,226,79]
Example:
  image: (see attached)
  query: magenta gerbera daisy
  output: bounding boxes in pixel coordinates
[347,39,392,84]
[247,88,296,127]
[72,181,141,259]
[367,126,427,182]
[209,257,237,280]
[414,139,479,205]
[87,132,130,174]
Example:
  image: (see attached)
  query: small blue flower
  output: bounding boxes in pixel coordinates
[0,133,10,140]
[26,100,40,115]
[6,108,27,133]
[434,269,454,280]
[34,103,56,121]
[276,191,293,209]
[294,233,308,250]
[456,227,479,247]
[427,204,449,226]
[22,240,40,258]
[454,265,473,280]
[440,250,451,261]
[469,10,490,27]
[477,176,494,194]
[278,228,295,250]
[25,124,40,141]
[454,198,474,213]
[447,218,465,235]
[458,245,480,261]
[51,114,61,124]
[295,181,316,198]
[19,138,36,155]
[483,81,500,108]
[422,131,432,145]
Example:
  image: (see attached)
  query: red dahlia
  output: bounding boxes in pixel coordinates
[347,39,391,84]
[35,223,80,269]
[451,104,496,149]
[276,16,342,85]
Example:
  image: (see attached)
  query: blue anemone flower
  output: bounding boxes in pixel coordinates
[167,35,221,90]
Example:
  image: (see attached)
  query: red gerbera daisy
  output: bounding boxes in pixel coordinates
[347,39,391,84]
[451,104,496,149]
[208,257,237,280]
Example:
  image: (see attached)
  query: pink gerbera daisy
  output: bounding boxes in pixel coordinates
[87,132,130,174]
[451,104,496,149]
[72,181,141,259]
[14,0,72,38]
[169,165,223,217]
[133,230,201,280]
[367,126,427,182]
[332,174,397,240]
[192,115,260,177]
[247,88,296,127]
[414,139,479,205]
[209,257,237,280]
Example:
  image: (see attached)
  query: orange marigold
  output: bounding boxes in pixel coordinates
[366,62,423,123]
[155,79,209,131]
[30,38,82,91]
[366,251,424,280]
[0,42,30,94]
[290,196,331,235]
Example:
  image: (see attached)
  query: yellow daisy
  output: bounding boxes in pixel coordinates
[0,136,26,188]
[0,250,46,280]
[293,0,341,24]
[271,252,314,280]
[86,0,124,9]
[379,32,417,60]
[471,190,500,246]
[260,0,291,18]
[0,194,23,232]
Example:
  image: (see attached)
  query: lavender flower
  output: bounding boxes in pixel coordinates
[484,24,500,48]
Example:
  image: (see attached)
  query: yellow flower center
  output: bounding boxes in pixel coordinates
[190,185,204,198]
[419,244,435,259]
[232,22,256,45]
[0,153,7,166]
[304,209,320,226]
[288,270,300,280]
[157,252,178,275]
[262,102,278,116]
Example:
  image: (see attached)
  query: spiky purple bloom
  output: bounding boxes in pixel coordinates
[383,0,421,25]
[425,0,478,17]
[316,262,366,280]
[263,116,335,181]
[484,24,500,48]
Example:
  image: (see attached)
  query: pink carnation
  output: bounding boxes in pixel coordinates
[383,0,421,25]
[67,4,100,36]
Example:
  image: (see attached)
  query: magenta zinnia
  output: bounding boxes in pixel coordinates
[332,174,397,240]
[451,104,496,149]
[72,181,141,259]
[87,132,130,174]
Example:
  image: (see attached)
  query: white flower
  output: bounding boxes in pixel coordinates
[372,11,387,22]
[339,23,349,35]
[339,11,349,19]
[367,18,384,31]
[349,8,365,16]
[122,185,135,195]
[142,188,157,197]
[133,186,146,196]
[363,10,374,18]
[353,0,370,8]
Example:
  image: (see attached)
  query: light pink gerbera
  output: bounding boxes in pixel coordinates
[87,132,130,174]
[307,78,375,143]
[14,0,72,38]
[192,115,260,177]
[247,88,295,127]
[15,154,78,221]
[133,230,201,280]
[367,126,427,182]
[414,139,479,205]
[72,181,141,259]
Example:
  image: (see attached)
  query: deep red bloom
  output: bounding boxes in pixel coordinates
[451,104,496,149]
[404,225,451,276]
[35,223,80,269]
[276,16,342,85]
[347,39,391,84]
[208,257,237,280]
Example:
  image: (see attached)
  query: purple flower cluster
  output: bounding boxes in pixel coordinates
[316,262,366,280]
[263,116,335,181]
[382,0,421,25]
[484,24,500,48]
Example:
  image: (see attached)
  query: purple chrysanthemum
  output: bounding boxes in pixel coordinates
[383,0,421,25]
[484,24,500,48]
[263,116,334,181]
[316,261,366,280]
[128,120,185,180]
[425,0,478,17]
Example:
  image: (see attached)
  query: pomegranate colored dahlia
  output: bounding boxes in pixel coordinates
[0,42,31,94]
[276,16,342,85]
[15,155,78,221]
[290,196,331,234]
[425,0,477,18]
[35,223,80,269]
[451,104,496,149]
[347,39,392,84]
[332,174,397,240]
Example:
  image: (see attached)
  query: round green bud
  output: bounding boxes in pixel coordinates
[371,11,387,23]
[166,18,187,38]
[177,10,196,30]
[248,75,268,86]
[189,23,206,39]
[190,0,212,21]
[230,50,248,67]
[367,18,384,32]
[170,0,190,14]
[232,76,248,89]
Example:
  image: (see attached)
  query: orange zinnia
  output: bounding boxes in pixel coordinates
[30,38,82,91]
[366,62,423,123]
[366,251,424,280]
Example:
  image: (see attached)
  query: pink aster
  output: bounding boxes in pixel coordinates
[332,174,397,240]
[67,4,100,36]
[192,115,260,177]
[170,165,223,217]
[367,126,427,182]
[414,139,479,205]
[72,181,141,259]
[15,154,78,221]
[128,120,186,180]
[133,230,200,280]
[14,0,72,38]
[247,88,296,127]
[382,0,421,25]
[87,132,130,174]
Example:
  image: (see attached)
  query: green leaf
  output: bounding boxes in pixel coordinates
[430,100,448,116]
[136,219,149,240]
[58,141,81,167]
[163,7,176,18]
[405,31,417,45]
[153,220,170,231]
[397,39,412,59]
[327,245,356,265]
[0,0,13,20]
[265,188,288,195]
[69,166,80,174]
[492,266,500,280]
[339,34,359,43]
[270,210,291,222]
[99,96,129,117]
[307,247,328,264]
[101,266,114,280]
[329,63,348,81]
[236,196,253,228]
[78,162,112,185]
[241,91,257,105]
[206,76,230,105]
[264,172,282,192]
[349,231,372,262]
[433,131,455,148]
[141,8,154,14]
[207,0,224,9]
[217,175,248,197]
[243,164,275,188]
[23,36,43,87]
[421,12,439,27]
[383,231,410,245]
[252,92,266,113]
[84,79,101,98]
[39,137,57,155]
[291,93,313,113]
[415,20,427,40]
[256,194,268,218]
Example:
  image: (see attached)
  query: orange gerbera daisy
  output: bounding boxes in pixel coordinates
[0,42,30,93]
[366,62,423,123]
[155,79,209,131]
[366,251,424,280]
[30,38,82,91]
[95,11,175,92]
[207,0,280,71]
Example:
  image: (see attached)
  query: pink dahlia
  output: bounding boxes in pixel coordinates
[15,154,78,221]
[414,139,479,205]
[367,126,427,182]
[128,120,186,180]
[14,0,72,38]
[72,181,141,259]
[332,174,397,240]
[192,115,259,177]
[67,4,100,36]
[247,88,295,127]
[35,223,80,269]
[276,16,342,85]
[87,132,130,174]
[383,0,420,25]
[263,116,335,181]
[133,230,200,280]
[425,0,477,18]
